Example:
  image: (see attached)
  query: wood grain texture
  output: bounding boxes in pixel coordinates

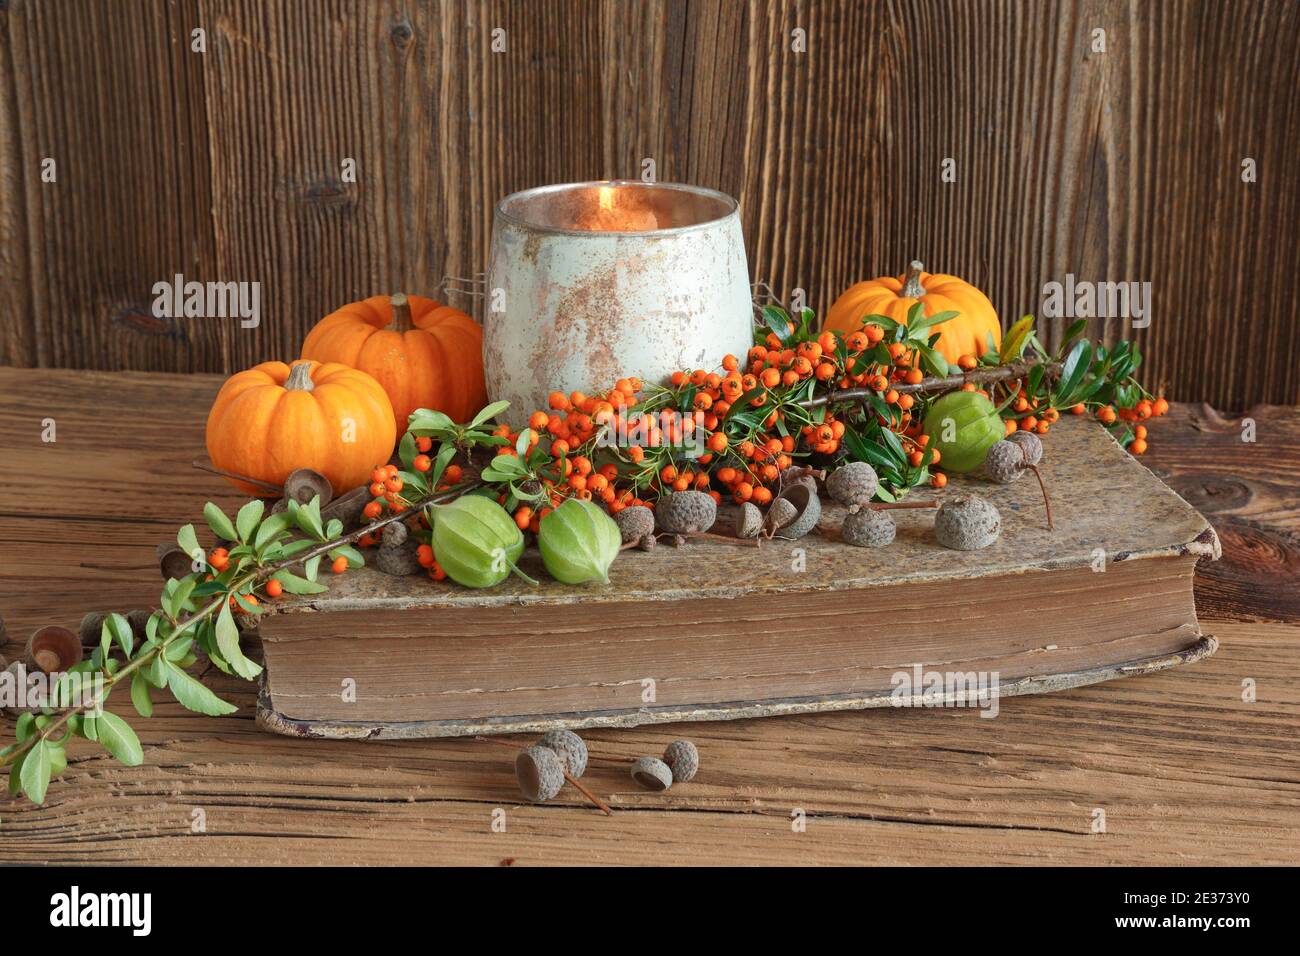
[0,367,1297,864]
[2,1,1298,408]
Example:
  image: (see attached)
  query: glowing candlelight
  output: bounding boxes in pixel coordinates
[573,185,660,232]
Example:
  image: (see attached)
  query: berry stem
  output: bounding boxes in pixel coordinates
[799,358,1061,409]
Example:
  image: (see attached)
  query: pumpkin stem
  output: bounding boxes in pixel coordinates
[284,362,316,392]
[390,293,413,332]
[902,260,927,299]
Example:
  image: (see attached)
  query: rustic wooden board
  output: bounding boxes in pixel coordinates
[2,2,1299,408]
[0,368,1296,865]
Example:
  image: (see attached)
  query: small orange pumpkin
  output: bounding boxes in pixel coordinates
[206,360,396,496]
[824,260,1001,363]
[300,293,486,432]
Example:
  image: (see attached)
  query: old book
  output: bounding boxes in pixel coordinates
[256,417,1218,739]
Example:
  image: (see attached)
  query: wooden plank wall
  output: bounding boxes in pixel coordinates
[1,0,1297,408]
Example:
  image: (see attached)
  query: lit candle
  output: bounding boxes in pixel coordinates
[573,186,660,232]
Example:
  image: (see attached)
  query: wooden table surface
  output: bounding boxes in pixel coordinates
[1,368,1296,865]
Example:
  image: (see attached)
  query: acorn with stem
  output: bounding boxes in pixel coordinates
[983,433,1053,529]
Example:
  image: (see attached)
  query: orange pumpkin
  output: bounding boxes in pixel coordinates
[206,360,396,496]
[824,260,1001,363]
[300,293,486,432]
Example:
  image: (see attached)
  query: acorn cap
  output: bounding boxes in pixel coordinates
[934,495,1001,551]
[735,501,764,538]
[538,730,588,777]
[516,744,565,802]
[381,520,409,547]
[655,491,718,535]
[156,542,195,581]
[662,740,699,782]
[826,461,879,508]
[841,508,897,548]
[25,625,83,674]
[1006,430,1044,465]
[614,505,655,545]
[285,468,334,507]
[631,756,673,791]
[770,483,822,540]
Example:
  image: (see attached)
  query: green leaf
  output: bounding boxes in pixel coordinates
[216,601,261,680]
[96,711,144,766]
[254,511,292,550]
[329,544,365,568]
[294,496,325,540]
[15,713,35,743]
[130,672,154,718]
[102,613,131,659]
[304,554,323,582]
[466,400,510,429]
[1000,315,1036,362]
[235,499,265,543]
[177,523,200,558]
[20,739,53,804]
[165,662,238,716]
[1054,340,1092,406]
[10,753,27,795]
[906,309,959,336]
[203,502,238,542]
[429,442,457,488]
[399,431,418,470]
[271,570,329,595]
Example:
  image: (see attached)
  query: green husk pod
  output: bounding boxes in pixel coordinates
[538,498,621,584]
[921,391,1006,473]
[427,494,525,588]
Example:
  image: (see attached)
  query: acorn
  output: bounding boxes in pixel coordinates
[1006,430,1043,465]
[284,467,333,507]
[538,729,588,777]
[25,625,83,674]
[841,508,896,548]
[637,533,657,552]
[631,756,674,792]
[780,465,821,493]
[662,740,699,782]
[934,495,1001,551]
[381,521,409,547]
[984,438,1053,529]
[126,609,152,641]
[78,611,106,648]
[770,483,821,540]
[515,744,565,802]
[655,491,718,535]
[826,461,878,510]
[735,501,764,538]
[614,505,655,545]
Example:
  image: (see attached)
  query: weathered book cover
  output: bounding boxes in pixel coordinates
[256,417,1219,739]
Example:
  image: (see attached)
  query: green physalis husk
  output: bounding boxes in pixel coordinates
[921,391,1006,473]
[428,494,525,589]
[537,498,621,585]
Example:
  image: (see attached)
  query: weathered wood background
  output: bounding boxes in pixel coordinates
[1,0,1297,409]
